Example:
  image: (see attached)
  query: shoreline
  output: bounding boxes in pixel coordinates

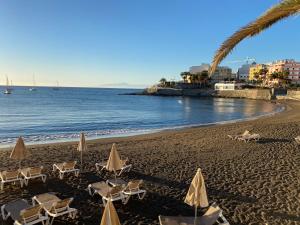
[0,100,285,150]
[0,99,299,224]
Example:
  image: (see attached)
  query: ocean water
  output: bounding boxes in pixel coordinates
[0,87,282,147]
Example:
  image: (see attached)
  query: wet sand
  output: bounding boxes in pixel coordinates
[0,100,299,225]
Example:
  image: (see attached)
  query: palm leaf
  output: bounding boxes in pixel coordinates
[210,0,300,74]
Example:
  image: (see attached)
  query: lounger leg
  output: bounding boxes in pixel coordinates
[123,195,130,205]
[1,205,6,220]
[59,172,64,180]
[118,169,123,176]
[49,217,55,225]
[41,175,47,183]
[20,180,24,188]
[88,186,93,196]
[128,165,132,172]
[32,198,35,206]
[69,210,77,219]
[24,179,29,186]
[0,182,3,190]
[52,165,57,172]
[75,170,79,177]
[138,191,146,200]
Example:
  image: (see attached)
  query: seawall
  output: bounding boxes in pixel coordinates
[286,90,300,100]
[142,87,214,97]
[140,87,273,100]
[214,89,273,100]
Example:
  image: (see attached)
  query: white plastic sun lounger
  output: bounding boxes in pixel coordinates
[95,159,132,176]
[228,130,250,140]
[53,161,79,179]
[0,170,24,190]
[159,203,230,225]
[238,133,260,142]
[20,166,47,186]
[87,181,129,205]
[1,199,48,225]
[122,180,146,200]
[32,193,77,225]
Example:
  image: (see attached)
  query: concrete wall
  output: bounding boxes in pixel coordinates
[144,87,274,100]
[287,90,300,100]
[215,89,273,100]
[144,87,214,97]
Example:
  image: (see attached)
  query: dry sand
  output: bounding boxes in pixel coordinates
[0,100,299,225]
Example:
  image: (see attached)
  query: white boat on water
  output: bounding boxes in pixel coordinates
[4,76,12,94]
[29,75,37,91]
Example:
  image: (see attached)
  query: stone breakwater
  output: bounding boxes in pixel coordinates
[133,87,274,100]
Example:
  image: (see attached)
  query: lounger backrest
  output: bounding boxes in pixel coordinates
[242,130,250,136]
[201,203,222,225]
[63,161,76,170]
[50,198,73,214]
[29,167,43,176]
[1,170,20,181]
[204,203,221,216]
[121,158,128,166]
[126,180,142,192]
[109,186,123,198]
[20,205,41,223]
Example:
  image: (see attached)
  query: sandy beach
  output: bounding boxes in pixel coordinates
[0,100,299,225]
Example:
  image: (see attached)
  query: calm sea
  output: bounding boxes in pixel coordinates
[0,87,282,147]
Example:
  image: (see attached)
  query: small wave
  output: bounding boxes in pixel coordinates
[0,128,153,147]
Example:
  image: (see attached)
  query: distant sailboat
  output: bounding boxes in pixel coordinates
[4,75,12,94]
[10,80,14,90]
[52,80,60,90]
[29,75,37,91]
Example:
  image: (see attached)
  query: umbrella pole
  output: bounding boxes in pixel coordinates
[194,206,197,225]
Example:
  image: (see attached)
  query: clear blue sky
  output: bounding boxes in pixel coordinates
[0,0,299,87]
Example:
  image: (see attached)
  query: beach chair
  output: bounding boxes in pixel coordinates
[53,161,79,179]
[238,133,260,143]
[87,181,130,205]
[32,193,77,225]
[295,136,300,144]
[20,166,47,186]
[0,170,24,190]
[95,159,132,176]
[228,130,250,140]
[122,180,146,200]
[159,203,230,225]
[1,199,48,225]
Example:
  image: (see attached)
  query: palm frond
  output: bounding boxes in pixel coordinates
[210,0,300,75]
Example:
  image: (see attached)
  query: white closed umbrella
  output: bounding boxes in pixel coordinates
[77,132,87,170]
[10,137,30,168]
[184,168,209,224]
